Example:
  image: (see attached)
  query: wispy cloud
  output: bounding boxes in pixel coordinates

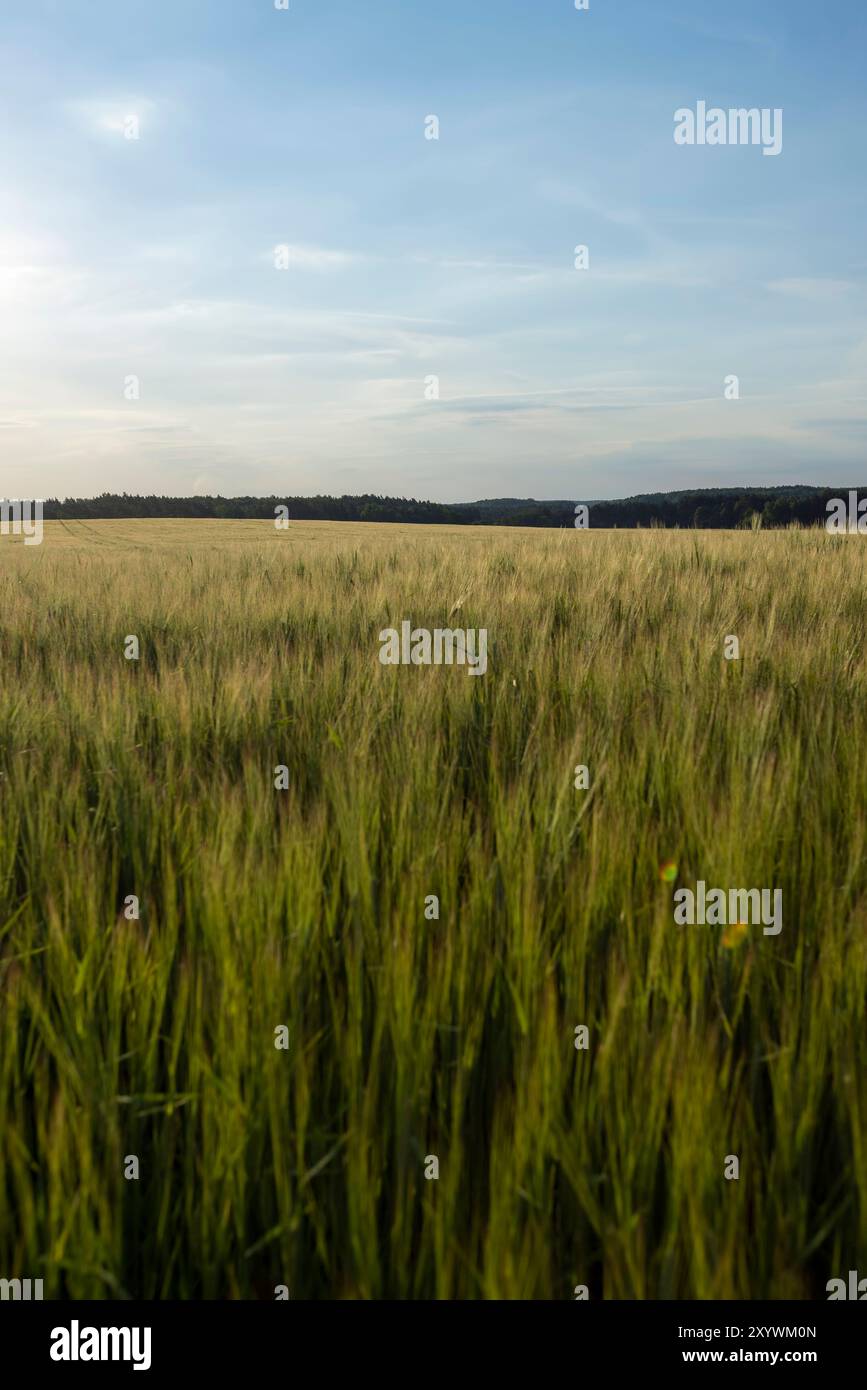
[767,278,858,301]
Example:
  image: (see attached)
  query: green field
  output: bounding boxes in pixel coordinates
[1,519,865,1298]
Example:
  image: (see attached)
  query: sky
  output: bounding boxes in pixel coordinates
[1,0,866,503]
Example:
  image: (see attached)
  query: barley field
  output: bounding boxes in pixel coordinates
[1,518,865,1299]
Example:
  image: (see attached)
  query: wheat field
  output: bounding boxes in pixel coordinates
[1,518,865,1299]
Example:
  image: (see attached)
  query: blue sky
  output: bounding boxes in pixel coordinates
[1,0,865,502]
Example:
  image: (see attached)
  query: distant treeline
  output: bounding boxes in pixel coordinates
[39,487,863,529]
